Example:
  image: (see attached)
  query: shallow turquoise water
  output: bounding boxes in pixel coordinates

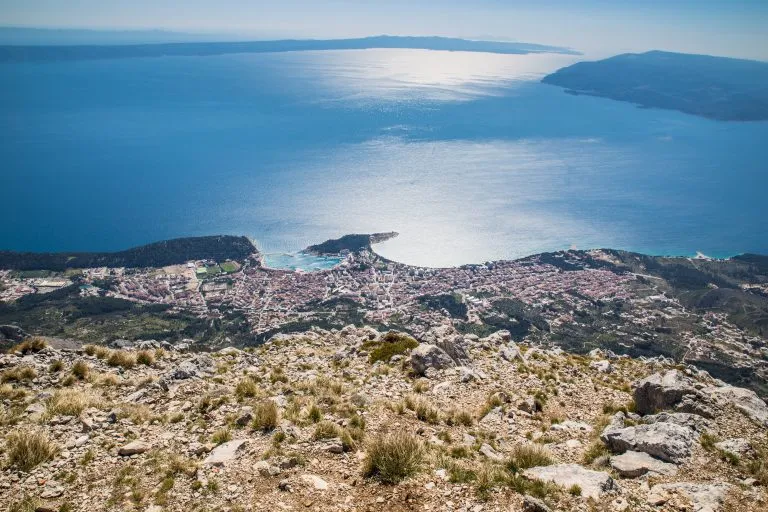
[263,252,343,272]
[1,49,767,266]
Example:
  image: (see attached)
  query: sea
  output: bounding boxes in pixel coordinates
[2,49,767,267]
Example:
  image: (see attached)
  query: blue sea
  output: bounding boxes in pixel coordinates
[1,49,767,267]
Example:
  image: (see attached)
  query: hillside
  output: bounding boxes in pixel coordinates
[0,236,256,271]
[542,51,768,121]
[0,329,766,511]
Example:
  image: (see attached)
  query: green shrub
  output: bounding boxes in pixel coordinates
[364,332,418,364]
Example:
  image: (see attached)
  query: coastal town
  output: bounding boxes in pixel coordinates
[2,240,767,399]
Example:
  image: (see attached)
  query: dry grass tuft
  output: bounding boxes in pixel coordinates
[251,400,279,432]
[136,350,155,366]
[210,427,232,445]
[0,383,26,401]
[506,444,554,473]
[46,388,99,417]
[5,429,59,471]
[235,376,259,399]
[362,432,424,484]
[107,350,136,369]
[10,337,47,355]
[71,360,90,380]
[313,420,357,451]
[1,366,37,383]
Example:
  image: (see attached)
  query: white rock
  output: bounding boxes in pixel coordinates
[610,451,678,477]
[523,464,617,500]
[203,439,247,466]
[301,474,329,491]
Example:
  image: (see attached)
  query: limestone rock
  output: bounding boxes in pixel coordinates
[118,440,150,456]
[522,464,617,500]
[706,384,768,427]
[647,482,731,512]
[479,443,503,461]
[590,360,614,373]
[301,474,329,491]
[633,370,699,415]
[609,451,678,477]
[601,421,696,463]
[522,495,552,512]
[410,344,455,376]
[714,438,751,457]
[203,439,247,466]
[500,343,522,362]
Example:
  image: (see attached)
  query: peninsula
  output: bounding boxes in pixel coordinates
[542,50,768,121]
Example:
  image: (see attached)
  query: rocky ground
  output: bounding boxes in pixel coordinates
[1,326,766,512]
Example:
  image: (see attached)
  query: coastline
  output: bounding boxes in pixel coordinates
[0,231,754,273]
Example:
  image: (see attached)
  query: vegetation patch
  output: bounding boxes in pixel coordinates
[363,331,418,364]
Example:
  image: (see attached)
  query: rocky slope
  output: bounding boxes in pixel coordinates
[1,327,766,511]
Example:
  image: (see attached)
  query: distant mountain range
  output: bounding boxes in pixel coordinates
[0,34,580,62]
[542,50,768,121]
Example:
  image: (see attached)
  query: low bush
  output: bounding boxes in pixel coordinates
[364,332,418,364]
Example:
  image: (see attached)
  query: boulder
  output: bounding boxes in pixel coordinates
[522,464,617,500]
[706,384,768,427]
[410,344,455,376]
[601,421,696,463]
[203,439,247,466]
[590,360,614,373]
[424,326,472,366]
[0,325,27,342]
[500,343,523,362]
[479,443,503,462]
[610,451,678,477]
[647,482,731,512]
[714,438,751,457]
[633,370,699,415]
[642,412,710,433]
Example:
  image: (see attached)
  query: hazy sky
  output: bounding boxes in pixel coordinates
[2,0,768,59]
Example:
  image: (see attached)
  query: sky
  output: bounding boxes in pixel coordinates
[2,0,768,60]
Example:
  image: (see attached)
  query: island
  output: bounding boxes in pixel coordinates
[542,50,768,121]
[0,35,579,63]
